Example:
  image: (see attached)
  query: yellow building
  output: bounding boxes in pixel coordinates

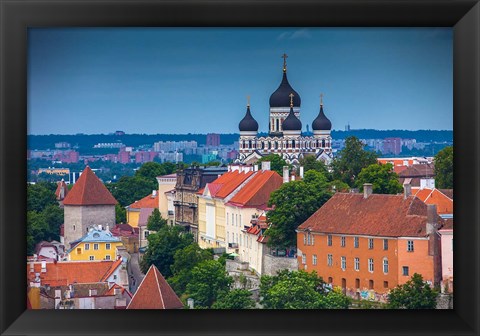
[126,191,159,227]
[67,226,123,261]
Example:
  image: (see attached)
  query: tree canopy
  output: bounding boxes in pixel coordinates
[27,182,58,212]
[211,289,256,309]
[186,259,233,308]
[298,155,331,180]
[266,170,332,248]
[257,154,290,176]
[140,225,194,277]
[146,208,167,232]
[355,163,403,194]
[387,273,438,309]
[260,270,350,309]
[331,136,378,187]
[434,146,453,189]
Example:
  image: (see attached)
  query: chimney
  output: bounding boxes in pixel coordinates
[106,224,110,233]
[283,166,289,183]
[254,164,258,172]
[300,166,304,179]
[41,261,47,272]
[152,190,157,197]
[98,224,102,231]
[261,161,271,171]
[403,184,412,199]
[187,298,195,309]
[363,183,373,199]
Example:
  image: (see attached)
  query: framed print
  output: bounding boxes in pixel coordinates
[1,1,479,335]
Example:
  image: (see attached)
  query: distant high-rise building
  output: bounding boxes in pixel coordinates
[382,137,402,155]
[206,133,221,147]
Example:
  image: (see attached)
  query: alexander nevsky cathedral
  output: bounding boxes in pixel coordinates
[236,54,333,166]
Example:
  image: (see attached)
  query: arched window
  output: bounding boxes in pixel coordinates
[274,141,278,149]
[249,140,252,148]
[276,119,279,132]
[261,141,265,149]
[292,140,295,148]
[322,139,326,147]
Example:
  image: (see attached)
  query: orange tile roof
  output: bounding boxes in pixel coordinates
[100,258,123,281]
[205,171,254,199]
[298,193,444,237]
[26,260,120,287]
[106,283,133,298]
[127,265,183,309]
[228,170,282,208]
[63,166,117,205]
[414,188,453,215]
[128,193,158,209]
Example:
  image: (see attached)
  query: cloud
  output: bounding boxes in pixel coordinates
[277,29,312,41]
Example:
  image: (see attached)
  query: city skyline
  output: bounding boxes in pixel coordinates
[28,27,453,135]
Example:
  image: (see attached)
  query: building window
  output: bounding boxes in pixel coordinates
[106,243,111,250]
[402,266,409,276]
[369,280,374,290]
[113,275,117,280]
[302,254,306,265]
[407,240,414,252]
[383,258,389,274]
[355,278,360,288]
[383,239,388,250]
[145,231,149,239]
[105,255,111,260]
[327,254,333,266]
[312,254,317,266]
[354,236,359,248]
[383,281,389,288]
[354,257,360,271]
[239,215,242,226]
[84,243,90,250]
[341,256,346,270]
[89,256,94,261]
[226,213,229,225]
[303,234,306,245]
[327,235,332,246]
[368,238,374,249]
[341,236,346,247]
[328,277,333,284]
[76,248,81,255]
[368,258,374,272]
[94,243,99,250]
[73,225,75,231]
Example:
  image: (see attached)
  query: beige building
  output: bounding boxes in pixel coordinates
[156,173,177,225]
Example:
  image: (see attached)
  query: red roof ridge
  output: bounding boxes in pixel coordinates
[100,258,122,281]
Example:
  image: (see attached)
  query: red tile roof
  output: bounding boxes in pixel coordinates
[26,260,121,287]
[227,170,282,208]
[441,218,453,230]
[413,188,453,214]
[127,265,183,309]
[100,258,123,281]
[128,193,158,209]
[205,171,254,199]
[106,283,133,298]
[298,193,444,237]
[63,166,117,206]
[398,164,435,178]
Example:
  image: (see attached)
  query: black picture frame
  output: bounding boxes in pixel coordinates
[1,1,479,335]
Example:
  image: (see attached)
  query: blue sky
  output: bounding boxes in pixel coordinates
[28,27,452,135]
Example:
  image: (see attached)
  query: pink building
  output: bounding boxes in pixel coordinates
[135,151,156,164]
[439,218,453,293]
[382,138,402,155]
[118,148,131,164]
[206,133,220,147]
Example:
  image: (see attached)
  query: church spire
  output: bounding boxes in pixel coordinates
[282,53,288,73]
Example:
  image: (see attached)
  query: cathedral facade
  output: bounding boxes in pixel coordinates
[237,55,333,166]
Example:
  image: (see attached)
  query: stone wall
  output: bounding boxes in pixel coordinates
[262,254,298,276]
[436,293,454,309]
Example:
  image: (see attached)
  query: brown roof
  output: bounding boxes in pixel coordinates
[63,166,117,206]
[398,164,435,178]
[441,218,453,230]
[298,193,443,237]
[127,265,183,309]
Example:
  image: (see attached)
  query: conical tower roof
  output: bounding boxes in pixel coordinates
[63,166,117,205]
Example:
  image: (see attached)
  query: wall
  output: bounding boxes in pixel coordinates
[126,209,140,227]
[439,230,453,292]
[157,177,176,220]
[397,238,434,285]
[262,254,298,276]
[68,241,122,261]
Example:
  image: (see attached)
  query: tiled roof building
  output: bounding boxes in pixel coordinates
[63,166,117,248]
[296,187,443,301]
[127,264,183,309]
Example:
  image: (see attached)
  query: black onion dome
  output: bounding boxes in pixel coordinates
[312,105,332,130]
[269,72,301,107]
[239,106,258,132]
[282,106,302,131]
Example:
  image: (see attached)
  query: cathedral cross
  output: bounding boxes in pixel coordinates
[289,93,294,107]
[282,53,288,71]
[247,95,250,107]
[320,93,324,105]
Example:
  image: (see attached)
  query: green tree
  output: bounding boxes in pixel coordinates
[146,208,167,231]
[329,179,350,193]
[106,175,154,207]
[140,225,194,277]
[41,204,64,242]
[434,146,453,189]
[331,136,378,187]
[387,273,438,309]
[260,270,350,309]
[257,154,290,176]
[298,155,331,180]
[168,244,213,295]
[211,289,255,309]
[27,182,57,212]
[266,170,332,249]
[135,162,166,182]
[355,163,403,194]
[27,211,48,254]
[186,259,233,308]
[115,203,126,224]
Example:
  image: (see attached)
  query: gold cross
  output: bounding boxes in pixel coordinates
[320,93,324,105]
[289,93,294,107]
[247,95,250,107]
[282,53,288,71]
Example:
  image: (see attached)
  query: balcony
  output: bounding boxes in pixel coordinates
[188,202,197,208]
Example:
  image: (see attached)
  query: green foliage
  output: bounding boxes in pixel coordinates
[266,170,332,248]
[331,136,378,187]
[260,270,350,309]
[211,289,255,309]
[140,225,194,277]
[168,244,213,295]
[115,203,126,224]
[298,155,331,180]
[146,208,167,231]
[135,162,166,183]
[434,146,453,189]
[186,259,233,308]
[329,179,350,193]
[27,182,57,212]
[106,175,154,207]
[355,163,403,194]
[257,154,290,176]
[387,273,438,309]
